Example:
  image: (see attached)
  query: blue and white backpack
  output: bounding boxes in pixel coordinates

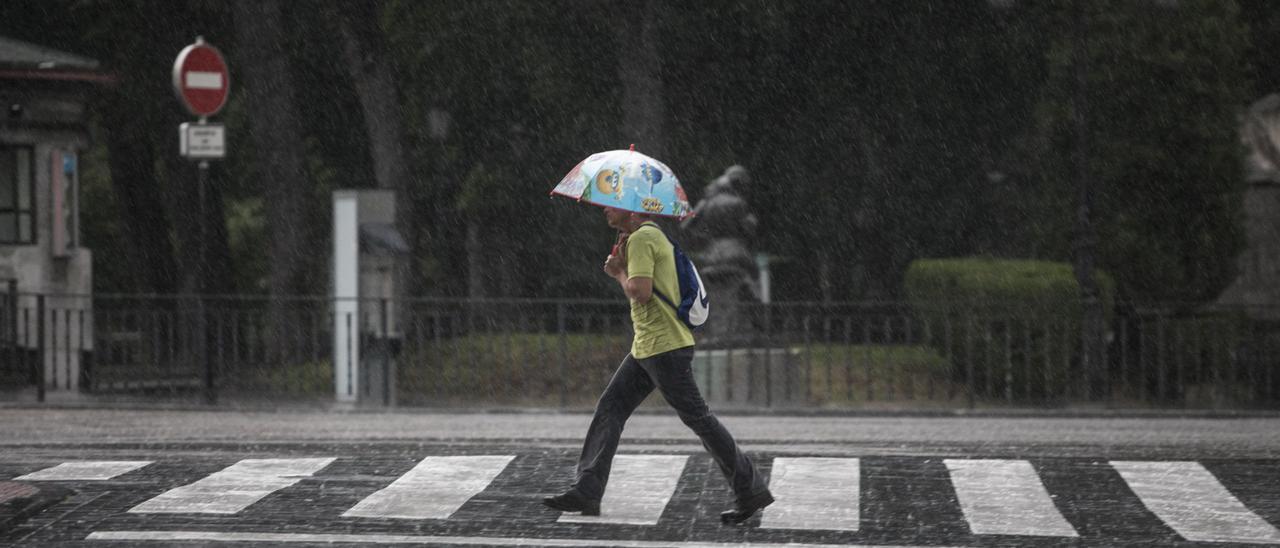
[648,228,709,331]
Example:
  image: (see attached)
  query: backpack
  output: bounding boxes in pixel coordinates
[646,227,710,331]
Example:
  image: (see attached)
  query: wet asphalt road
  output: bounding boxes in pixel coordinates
[0,408,1278,547]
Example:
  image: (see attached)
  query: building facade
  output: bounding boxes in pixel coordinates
[1,36,108,392]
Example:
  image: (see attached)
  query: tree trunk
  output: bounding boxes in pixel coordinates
[333,0,417,303]
[162,154,233,295]
[233,0,312,363]
[617,0,666,156]
[466,222,484,299]
[98,102,178,294]
[233,0,309,296]
[1071,0,1106,400]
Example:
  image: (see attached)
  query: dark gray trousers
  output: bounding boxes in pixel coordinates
[572,346,768,502]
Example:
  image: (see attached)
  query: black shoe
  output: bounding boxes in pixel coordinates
[720,491,774,525]
[542,489,601,516]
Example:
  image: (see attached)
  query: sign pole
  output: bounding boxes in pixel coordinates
[173,37,229,405]
[199,120,213,405]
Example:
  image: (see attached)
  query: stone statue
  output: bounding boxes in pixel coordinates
[1216,94,1280,318]
[681,165,761,346]
[1243,94,1280,184]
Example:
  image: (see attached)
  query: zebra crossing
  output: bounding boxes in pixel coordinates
[10,454,1280,545]
[344,455,514,520]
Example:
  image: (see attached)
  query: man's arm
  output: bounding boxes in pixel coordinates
[621,274,654,304]
[604,255,654,304]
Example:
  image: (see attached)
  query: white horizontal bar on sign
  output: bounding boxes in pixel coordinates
[1112,461,1280,544]
[944,459,1077,537]
[129,458,334,514]
[558,455,688,526]
[185,71,223,90]
[87,530,969,548]
[761,457,860,531]
[16,461,152,481]
[344,455,514,520]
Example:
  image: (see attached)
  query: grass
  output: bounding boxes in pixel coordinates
[797,344,961,405]
[398,332,631,406]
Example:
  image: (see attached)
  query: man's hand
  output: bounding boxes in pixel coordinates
[601,230,651,303]
[603,254,626,278]
[603,232,628,278]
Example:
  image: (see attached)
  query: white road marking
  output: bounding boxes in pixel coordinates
[558,455,688,526]
[15,461,151,481]
[86,530,963,548]
[761,457,859,531]
[343,455,514,519]
[128,458,334,514]
[944,459,1078,537]
[1112,461,1280,544]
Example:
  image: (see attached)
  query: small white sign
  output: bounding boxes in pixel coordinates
[180,122,226,159]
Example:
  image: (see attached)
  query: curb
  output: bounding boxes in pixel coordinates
[0,481,70,534]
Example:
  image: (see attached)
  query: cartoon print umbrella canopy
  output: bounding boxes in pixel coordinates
[550,147,691,219]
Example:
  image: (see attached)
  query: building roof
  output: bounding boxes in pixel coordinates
[0,35,111,84]
[0,35,99,70]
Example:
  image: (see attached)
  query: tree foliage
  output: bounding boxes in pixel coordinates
[0,0,1264,305]
[1015,0,1249,303]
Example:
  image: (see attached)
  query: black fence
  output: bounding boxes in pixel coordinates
[2,293,1278,409]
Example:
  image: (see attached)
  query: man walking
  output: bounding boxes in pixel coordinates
[542,206,774,525]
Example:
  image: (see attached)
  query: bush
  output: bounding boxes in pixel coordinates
[904,258,1115,401]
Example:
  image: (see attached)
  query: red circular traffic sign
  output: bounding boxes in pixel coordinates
[172,38,229,117]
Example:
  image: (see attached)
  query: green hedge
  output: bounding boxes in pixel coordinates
[904,258,1115,401]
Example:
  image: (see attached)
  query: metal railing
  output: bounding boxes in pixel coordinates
[2,294,1277,409]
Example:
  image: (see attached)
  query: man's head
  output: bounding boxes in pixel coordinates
[604,207,648,232]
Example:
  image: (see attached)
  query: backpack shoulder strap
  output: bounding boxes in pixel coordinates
[633,222,680,311]
[651,287,678,311]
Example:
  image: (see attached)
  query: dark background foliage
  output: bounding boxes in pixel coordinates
[1,0,1269,305]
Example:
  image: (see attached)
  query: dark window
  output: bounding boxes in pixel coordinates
[0,146,34,244]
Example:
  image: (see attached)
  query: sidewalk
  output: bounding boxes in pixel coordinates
[6,387,1280,419]
[2,407,1280,454]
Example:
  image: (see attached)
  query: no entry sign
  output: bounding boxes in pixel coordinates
[172,37,229,117]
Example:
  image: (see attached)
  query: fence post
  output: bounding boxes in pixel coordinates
[36,294,45,403]
[1004,317,1013,404]
[380,297,391,407]
[965,314,975,410]
[201,295,216,405]
[6,281,15,386]
[557,302,568,408]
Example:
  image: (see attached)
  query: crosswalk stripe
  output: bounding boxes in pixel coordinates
[343,455,514,520]
[15,460,151,481]
[944,459,1077,537]
[1112,461,1280,544]
[558,455,688,526]
[761,457,859,531]
[128,458,335,514]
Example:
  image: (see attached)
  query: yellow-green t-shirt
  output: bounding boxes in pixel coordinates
[626,222,696,359]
